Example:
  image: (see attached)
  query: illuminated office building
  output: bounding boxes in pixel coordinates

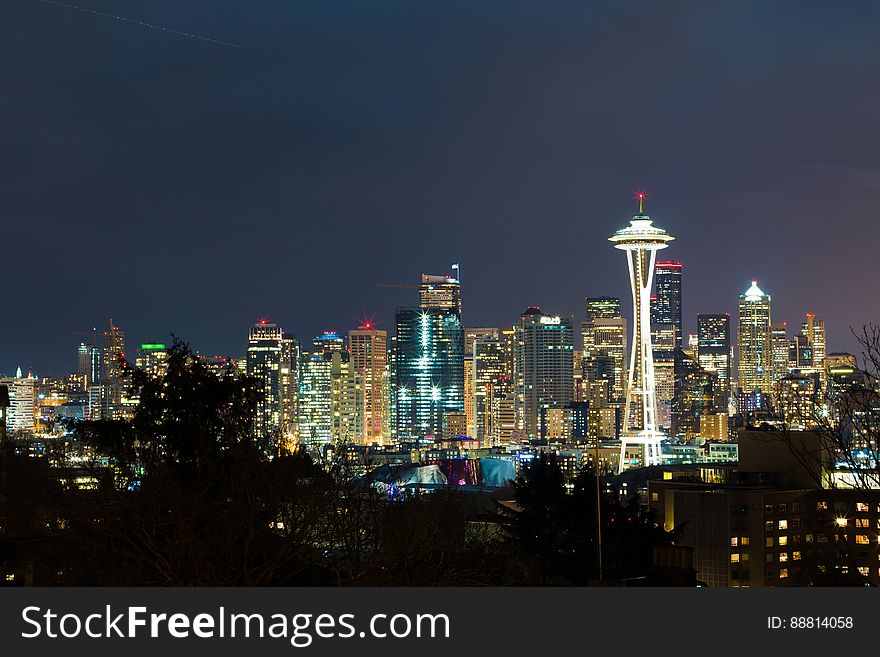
[394,307,465,442]
[419,271,461,314]
[246,320,284,450]
[464,327,500,439]
[299,351,333,444]
[608,196,674,469]
[472,336,507,443]
[330,350,361,443]
[652,322,676,430]
[465,327,499,354]
[280,336,299,441]
[737,282,773,395]
[0,368,35,432]
[770,323,790,389]
[697,314,732,400]
[77,341,101,389]
[135,343,169,378]
[802,314,827,387]
[100,320,126,418]
[349,325,388,445]
[313,330,345,353]
[581,297,627,403]
[651,261,683,349]
[514,307,574,440]
[672,350,718,439]
[789,334,813,371]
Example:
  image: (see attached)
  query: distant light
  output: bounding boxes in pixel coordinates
[835,517,848,528]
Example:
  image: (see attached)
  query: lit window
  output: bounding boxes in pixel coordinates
[805,533,814,543]
[730,537,739,547]
[856,535,870,545]
[779,553,788,562]
[793,551,801,561]
[731,553,740,563]
[778,536,788,546]
[835,517,848,528]
[856,518,869,528]
[765,537,774,547]
[817,501,828,510]
[742,537,749,546]
[779,568,788,579]
[859,566,869,577]
[778,520,788,530]
[856,502,869,513]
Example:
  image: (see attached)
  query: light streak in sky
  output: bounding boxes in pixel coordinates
[37,0,246,50]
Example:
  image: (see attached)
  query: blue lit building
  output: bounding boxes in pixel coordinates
[394,307,464,442]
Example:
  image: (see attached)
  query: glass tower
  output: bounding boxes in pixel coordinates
[394,307,464,441]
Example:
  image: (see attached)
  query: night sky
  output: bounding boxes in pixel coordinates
[3,0,879,377]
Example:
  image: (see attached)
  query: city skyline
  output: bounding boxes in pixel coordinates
[4,1,880,376]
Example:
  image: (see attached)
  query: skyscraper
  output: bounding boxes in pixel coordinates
[472,335,507,444]
[280,336,299,441]
[697,313,732,401]
[419,272,461,314]
[608,196,674,470]
[802,314,827,388]
[246,320,283,451]
[581,297,627,403]
[299,351,333,444]
[0,369,35,432]
[652,262,683,349]
[514,307,574,440]
[394,307,465,442]
[770,323,790,387]
[737,282,773,396]
[349,324,388,445]
[135,343,169,378]
[77,339,100,389]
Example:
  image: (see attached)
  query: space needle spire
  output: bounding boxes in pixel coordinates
[608,193,675,472]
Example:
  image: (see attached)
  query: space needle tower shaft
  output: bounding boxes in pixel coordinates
[608,194,674,472]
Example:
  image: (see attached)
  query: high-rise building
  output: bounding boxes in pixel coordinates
[789,334,813,371]
[651,262,683,349]
[419,272,461,314]
[581,298,627,403]
[652,321,676,430]
[135,343,169,378]
[464,327,499,354]
[472,336,507,444]
[313,330,345,353]
[100,320,126,418]
[77,339,101,389]
[246,320,284,450]
[585,296,622,322]
[697,314,732,401]
[672,350,718,439]
[102,320,125,384]
[394,307,464,442]
[299,351,333,445]
[802,314,827,388]
[0,368,35,432]
[770,323,790,386]
[737,282,773,396]
[349,325,388,445]
[330,350,361,443]
[514,307,574,440]
[280,336,299,441]
[608,196,675,470]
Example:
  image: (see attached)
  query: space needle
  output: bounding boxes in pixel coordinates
[609,193,674,472]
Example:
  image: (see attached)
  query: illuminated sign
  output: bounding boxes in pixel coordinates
[539,316,561,325]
